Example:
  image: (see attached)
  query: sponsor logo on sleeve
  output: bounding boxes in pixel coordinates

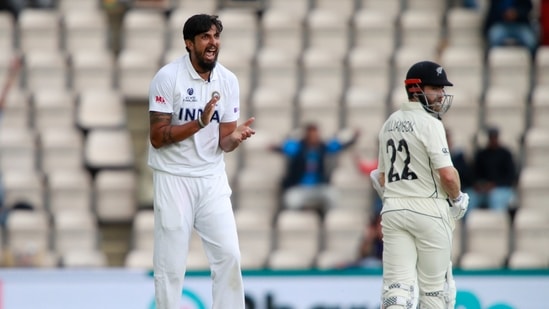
[155,96,166,104]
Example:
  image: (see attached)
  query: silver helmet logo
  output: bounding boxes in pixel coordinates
[436,67,443,76]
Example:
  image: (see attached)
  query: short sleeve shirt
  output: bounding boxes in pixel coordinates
[377,101,453,199]
[147,54,240,177]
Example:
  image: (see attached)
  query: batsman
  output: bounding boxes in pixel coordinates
[370,61,469,308]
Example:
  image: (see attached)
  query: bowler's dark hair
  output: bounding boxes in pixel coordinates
[183,14,223,53]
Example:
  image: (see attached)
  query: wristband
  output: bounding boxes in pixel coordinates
[197,117,206,129]
[451,192,464,204]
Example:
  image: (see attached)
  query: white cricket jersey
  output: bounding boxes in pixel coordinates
[147,54,240,177]
[377,101,453,199]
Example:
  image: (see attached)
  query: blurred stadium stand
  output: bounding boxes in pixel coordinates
[0,0,547,271]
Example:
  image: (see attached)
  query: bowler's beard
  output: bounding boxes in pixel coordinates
[195,53,217,72]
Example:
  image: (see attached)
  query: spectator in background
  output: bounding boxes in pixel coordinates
[482,0,538,57]
[270,123,359,217]
[469,127,517,212]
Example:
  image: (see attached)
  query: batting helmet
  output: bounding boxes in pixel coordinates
[405,61,453,94]
[404,60,454,118]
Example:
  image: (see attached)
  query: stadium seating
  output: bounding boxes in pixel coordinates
[32,89,76,130]
[0,12,14,52]
[487,46,532,100]
[39,128,85,173]
[445,7,484,48]
[54,210,99,255]
[330,167,373,213]
[518,167,549,215]
[530,85,549,130]
[0,126,38,173]
[296,86,341,138]
[250,86,295,140]
[316,208,367,268]
[260,9,304,58]
[523,127,549,169]
[235,209,273,269]
[94,169,138,222]
[313,0,356,19]
[399,9,443,52]
[18,9,61,53]
[0,0,543,271]
[116,49,159,100]
[77,90,127,130]
[70,50,115,91]
[440,46,485,102]
[63,10,110,54]
[1,170,44,210]
[5,210,55,267]
[264,0,310,20]
[269,210,321,268]
[121,9,167,59]
[61,250,108,268]
[511,208,549,266]
[463,209,511,268]
[352,8,397,53]
[0,89,30,129]
[47,169,93,215]
[306,8,350,58]
[58,0,100,12]
[24,51,68,92]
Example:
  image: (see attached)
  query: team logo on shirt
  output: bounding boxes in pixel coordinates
[187,88,194,95]
[442,147,449,154]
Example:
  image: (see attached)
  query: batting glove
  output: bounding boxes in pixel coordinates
[370,168,384,199]
[449,192,469,220]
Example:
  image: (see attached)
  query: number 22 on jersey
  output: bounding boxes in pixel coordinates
[386,138,418,183]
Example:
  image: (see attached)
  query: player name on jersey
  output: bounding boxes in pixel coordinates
[385,120,415,133]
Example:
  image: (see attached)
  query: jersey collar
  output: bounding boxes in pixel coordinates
[184,54,219,82]
[402,101,423,111]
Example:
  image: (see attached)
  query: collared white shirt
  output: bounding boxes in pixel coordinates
[377,101,453,199]
[148,54,240,177]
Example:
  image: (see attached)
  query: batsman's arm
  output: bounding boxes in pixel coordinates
[370,169,385,199]
[149,111,202,149]
[378,171,385,188]
[439,166,461,200]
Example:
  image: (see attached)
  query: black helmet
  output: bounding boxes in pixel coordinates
[405,60,453,89]
[404,61,454,119]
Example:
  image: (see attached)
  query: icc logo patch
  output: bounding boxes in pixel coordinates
[187,88,194,95]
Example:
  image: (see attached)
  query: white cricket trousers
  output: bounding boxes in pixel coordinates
[381,198,454,308]
[152,171,245,309]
